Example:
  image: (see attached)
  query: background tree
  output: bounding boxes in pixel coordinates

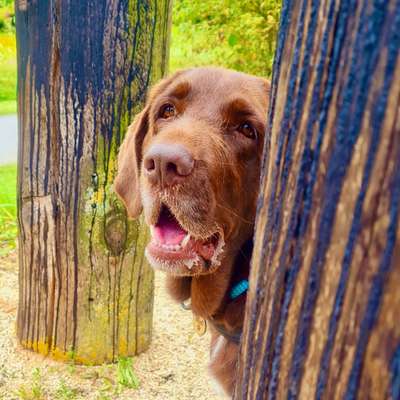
[170,0,281,76]
[235,0,400,398]
[16,0,172,364]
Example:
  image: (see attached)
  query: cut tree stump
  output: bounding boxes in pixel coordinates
[16,0,172,364]
[235,0,400,399]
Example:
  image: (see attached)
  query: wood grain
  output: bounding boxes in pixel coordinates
[235,0,400,398]
[16,0,172,364]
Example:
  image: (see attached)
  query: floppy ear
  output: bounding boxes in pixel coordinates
[114,108,149,219]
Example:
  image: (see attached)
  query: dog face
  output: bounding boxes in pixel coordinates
[115,67,269,276]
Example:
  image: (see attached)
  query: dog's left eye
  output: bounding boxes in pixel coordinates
[160,104,176,119]
[238,122,257,140]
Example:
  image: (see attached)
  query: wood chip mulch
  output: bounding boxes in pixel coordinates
[0,251,224,400]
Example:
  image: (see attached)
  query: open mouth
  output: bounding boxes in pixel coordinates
[146,204,223,272]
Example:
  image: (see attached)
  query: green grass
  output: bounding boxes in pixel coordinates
[54,380,79,400]
[15,368,45,400]
[0,163,17,256]
[116,357,139,390]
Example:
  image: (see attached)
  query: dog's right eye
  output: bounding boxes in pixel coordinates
[159,104,176,119]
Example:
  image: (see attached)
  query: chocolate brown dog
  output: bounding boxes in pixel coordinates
[115,67,269,396]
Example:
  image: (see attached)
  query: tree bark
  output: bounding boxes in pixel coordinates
[16,0,172,364]
[235,0,400,399]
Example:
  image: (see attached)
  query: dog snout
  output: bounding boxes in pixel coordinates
[143,143,194,188]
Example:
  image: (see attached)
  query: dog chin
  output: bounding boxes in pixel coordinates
[145,249,205,276]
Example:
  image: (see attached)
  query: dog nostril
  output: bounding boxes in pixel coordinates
[145,158,156,172]
[166,162,178,176]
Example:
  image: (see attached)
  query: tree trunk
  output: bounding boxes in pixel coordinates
[16,0,172,364]
[235,1,400,399]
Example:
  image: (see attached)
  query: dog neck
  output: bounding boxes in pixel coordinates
[190,238,252,324]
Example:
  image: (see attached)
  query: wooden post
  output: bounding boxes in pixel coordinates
[16,0,172,364]
[235,0,400,398]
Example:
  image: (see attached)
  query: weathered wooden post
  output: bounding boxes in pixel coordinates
[16,0,172,363]
[235,0,400,398]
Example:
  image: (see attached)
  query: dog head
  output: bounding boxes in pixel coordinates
[115,67,270,276]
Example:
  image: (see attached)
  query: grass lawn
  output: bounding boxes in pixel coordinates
[0,163,17,255]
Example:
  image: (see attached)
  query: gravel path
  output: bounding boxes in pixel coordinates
[0,251,223,400]
[0,115,18,165]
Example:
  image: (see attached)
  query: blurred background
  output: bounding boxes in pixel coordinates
[0,0,280,257]
[0,0,17,260]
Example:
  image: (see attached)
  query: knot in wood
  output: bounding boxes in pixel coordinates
[104,214,127,256]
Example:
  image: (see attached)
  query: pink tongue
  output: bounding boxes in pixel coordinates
[153,213,187,245]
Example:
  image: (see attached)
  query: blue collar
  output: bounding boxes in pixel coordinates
[229,279,249,300]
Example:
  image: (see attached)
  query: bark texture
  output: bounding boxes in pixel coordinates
[235,0,400,399]
[16,0,172,364]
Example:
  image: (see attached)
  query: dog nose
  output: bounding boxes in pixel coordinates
[143,143,194,187]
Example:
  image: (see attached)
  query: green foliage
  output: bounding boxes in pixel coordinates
[0,32,16,114]
[170,0,281,77]
[0,163,17,256]
[0,0,14,7]
[0,1,15,33]
[0,1,281,114]
[0,0,16,114]
[116,357,139,390]
[0,99,16,114]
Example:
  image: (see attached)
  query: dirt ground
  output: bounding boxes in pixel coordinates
[0,251,223,400]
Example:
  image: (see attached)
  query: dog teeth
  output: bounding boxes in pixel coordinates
[181,233,191,248]
[150,226,156,237]
[153,242,183,251]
